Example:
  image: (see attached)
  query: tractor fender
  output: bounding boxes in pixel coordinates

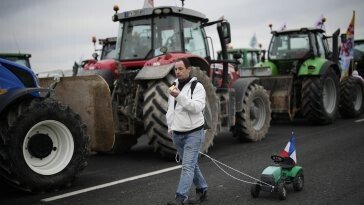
[298,58,340,78]
[135,63,175,80]
[0,87,49,113]
[231,77,259,112]
[285,166,303,178]
[319,61,341,78]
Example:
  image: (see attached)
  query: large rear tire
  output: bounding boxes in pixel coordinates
[234,84,271,141]
[339,76,364,118]
[143,68,218,158]
[301,68,339,124]
[0,98,89,193]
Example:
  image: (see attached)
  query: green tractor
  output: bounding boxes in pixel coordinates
[251,154,304,200]
[250,27,363,123]
[217,47,264,69]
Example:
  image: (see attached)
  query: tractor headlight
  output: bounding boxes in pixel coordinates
[307,65,315,73]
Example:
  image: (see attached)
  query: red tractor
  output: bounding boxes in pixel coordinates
[41,4,271,158]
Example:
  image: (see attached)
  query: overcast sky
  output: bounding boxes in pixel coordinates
[0,0,363,72]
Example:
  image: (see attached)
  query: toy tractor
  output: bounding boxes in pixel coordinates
[251,154,304,200]
[0,58,89,193]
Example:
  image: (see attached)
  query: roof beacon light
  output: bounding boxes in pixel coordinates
[154,9,162,15]
[113,5,119,14]
[163,8,172,14]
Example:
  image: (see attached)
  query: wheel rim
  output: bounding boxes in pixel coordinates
[283,186,286,197]
[250,96,266,130]
[23,120,74,175]
[323,77,337,114]
[353,83,363,111]
[297,176,304,188]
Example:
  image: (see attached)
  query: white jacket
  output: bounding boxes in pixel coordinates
[166,77,206,132]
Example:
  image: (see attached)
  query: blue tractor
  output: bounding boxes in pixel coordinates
[0,58,89,193]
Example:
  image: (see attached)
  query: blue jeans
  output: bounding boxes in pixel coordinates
[172,129,208,200]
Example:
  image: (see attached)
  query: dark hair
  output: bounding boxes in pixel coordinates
[175,58,191,68]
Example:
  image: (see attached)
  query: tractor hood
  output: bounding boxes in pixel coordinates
[135,53,203,80]
[83,59,119,78]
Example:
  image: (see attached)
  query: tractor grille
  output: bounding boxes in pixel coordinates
[261,174,275,185]
[273,60,296,74]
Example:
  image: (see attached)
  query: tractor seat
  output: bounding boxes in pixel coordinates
[271,155,295,169]
[278,157,295,169]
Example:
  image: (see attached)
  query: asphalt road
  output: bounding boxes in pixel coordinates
[1,115,364,205]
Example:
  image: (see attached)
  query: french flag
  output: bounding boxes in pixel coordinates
[280,132,297,164]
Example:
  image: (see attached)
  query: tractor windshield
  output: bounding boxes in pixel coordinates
[269,33,310,60]
[117,15,207,60]
[101,42,117,60]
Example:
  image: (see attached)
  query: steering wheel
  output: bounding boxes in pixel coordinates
[271,154,284,163]
[164,33,178,48]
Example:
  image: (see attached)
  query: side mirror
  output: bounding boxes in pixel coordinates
[341,33,347,43]
[92,52,99,60]
[221,21,231,44]
[72,62,79,76]
[260,50,266,62]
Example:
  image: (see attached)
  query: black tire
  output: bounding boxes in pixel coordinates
[250,183,260,198]
[0,98,89,193]
[339,76,364,118]
[234,84,271,141]
[278,182,287,200]
[293,171,304,191]
[301,68,339,124]
[143,68,218,158]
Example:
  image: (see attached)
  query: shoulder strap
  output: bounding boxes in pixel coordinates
[190,80,199,99]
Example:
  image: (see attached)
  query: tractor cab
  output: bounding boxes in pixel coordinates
[0,53,32,69]
[113,6,211,68]
[267,27,339,75]
[113,5,233,88]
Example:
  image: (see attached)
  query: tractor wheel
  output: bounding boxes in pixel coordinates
[234,84,271,141]
[278,182,287,200]
[0,98,89,193]
[339,76,364,118]
[143,68,218,158]
[301,68,339,124]
[250,183,260,198]
[293,171,304,191]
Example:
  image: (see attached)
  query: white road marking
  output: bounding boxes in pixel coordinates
[41,165,182,202]
[355,118,364,123]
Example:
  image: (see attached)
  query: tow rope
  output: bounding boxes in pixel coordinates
[174,151,274,188]
[199,152,274,188]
